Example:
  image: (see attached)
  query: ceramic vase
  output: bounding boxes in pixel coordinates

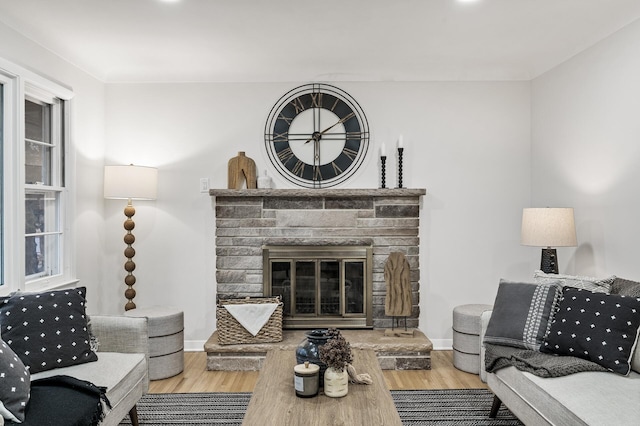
[323,366,348,398]
[296,329,330,386]
[257,169,272,188]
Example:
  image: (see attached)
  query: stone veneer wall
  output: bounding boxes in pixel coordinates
[210,188,426,329]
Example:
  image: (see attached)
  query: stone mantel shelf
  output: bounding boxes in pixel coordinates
[210,188,426,198]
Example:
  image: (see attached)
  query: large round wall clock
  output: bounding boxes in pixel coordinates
[264,83,370,188]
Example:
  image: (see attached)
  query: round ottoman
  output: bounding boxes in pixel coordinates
[452,304,492,374]
[124,306,184,380]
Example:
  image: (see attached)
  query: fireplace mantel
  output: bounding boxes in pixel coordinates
[210,188,426,198]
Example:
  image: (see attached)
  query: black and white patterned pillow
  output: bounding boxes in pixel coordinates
[484,279,563,350]
[0,287,98,374]
[541,287,640,375]
[0,338,30,423]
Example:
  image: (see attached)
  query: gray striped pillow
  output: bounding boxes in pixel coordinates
[484,279,563,351]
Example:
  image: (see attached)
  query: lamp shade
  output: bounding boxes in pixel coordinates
[521,208,577,247]
[104,165,158,200]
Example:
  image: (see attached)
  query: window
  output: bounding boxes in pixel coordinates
[24,96,64,280]
[1,58,75,294]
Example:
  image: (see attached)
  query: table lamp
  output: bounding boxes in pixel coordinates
[521,207,577,274]
[104,164,158,310]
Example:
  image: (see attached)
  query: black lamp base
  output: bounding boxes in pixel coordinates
[540,248,558,274]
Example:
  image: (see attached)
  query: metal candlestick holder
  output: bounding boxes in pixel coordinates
[381,156,387,188]
[397,147,404,188]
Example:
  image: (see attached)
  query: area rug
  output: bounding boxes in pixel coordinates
[119,389,522,425]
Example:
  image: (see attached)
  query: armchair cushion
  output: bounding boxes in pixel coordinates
[0,287,97,374]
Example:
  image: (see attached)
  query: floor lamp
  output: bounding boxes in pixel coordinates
[104,164,158,311]
[521,207,577,274]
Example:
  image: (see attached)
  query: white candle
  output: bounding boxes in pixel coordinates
[380,143,386,157]
[398,134,404,149]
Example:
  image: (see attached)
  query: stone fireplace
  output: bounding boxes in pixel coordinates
[211,188,425,330]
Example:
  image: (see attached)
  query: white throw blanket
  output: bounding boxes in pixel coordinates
[223,303,279,336]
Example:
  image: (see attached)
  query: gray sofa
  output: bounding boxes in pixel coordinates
[480,309,640,425]
[27,315,149,426]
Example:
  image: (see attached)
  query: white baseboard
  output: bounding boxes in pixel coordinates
[185,340,207,352]
[430,339,453,351]
[185,339,454,352]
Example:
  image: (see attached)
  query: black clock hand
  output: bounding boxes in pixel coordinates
[304,112,355,144]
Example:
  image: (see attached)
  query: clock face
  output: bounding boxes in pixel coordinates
[265,83,370,188]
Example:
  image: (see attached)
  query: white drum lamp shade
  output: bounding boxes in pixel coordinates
[104,165,158,200]
[521,207,577,274]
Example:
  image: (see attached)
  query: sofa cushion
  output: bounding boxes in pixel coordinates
[0,339,30,423]
[534,270,615,293]
[31,351,147,415]
[484,279,562,350]
[489,366,640,426]
[0,287,98,374]
[541,288,640,375]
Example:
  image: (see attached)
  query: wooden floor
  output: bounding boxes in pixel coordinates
[149,350,486,393]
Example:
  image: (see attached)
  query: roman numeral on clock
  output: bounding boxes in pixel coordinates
[292,161,305,177]
[277,113,293,125]
[310,92,323,108]
[273,132,288,143]
[342,147,358,161]
[291,97,306,114]
[277,147,295,163]
[314,166,323,181]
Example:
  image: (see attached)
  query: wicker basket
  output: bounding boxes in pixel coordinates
[216,296,283,345]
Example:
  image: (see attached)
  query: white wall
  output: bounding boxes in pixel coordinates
[1,19,536,351]
[105,81,532,349]
[3,13,638,351]
[0,22,107,313]
[531,19,640,280]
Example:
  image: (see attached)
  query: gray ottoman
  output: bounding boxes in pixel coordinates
[452,304,492,374]
[124,306,184,380]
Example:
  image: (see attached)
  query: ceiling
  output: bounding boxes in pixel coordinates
[1,0,639,83]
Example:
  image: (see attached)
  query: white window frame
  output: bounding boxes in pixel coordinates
[0,57,76,295]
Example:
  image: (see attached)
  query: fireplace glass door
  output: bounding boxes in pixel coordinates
[265,246,372,329]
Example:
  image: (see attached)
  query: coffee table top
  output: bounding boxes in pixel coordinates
[243,349,402,426]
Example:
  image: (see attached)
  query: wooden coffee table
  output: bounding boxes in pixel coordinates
[242,349,402,426]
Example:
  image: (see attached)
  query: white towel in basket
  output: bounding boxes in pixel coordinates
[223,303,279,336]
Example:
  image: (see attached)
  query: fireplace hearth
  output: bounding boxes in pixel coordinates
[211,188,425,330]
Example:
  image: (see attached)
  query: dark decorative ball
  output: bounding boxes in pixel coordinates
[124,260,136,272]
[124,247,136,258]
[124,205,136,217]
[124,219,135,231]
[124,233,135,244]
[125,275,136,286]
